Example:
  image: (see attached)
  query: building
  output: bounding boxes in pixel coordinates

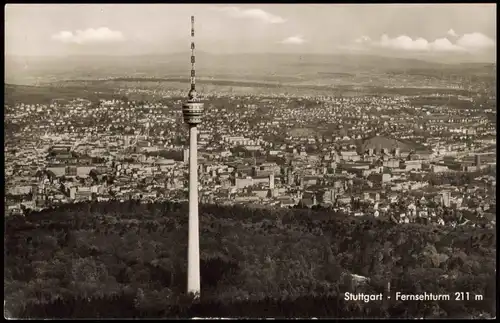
[441,191,451,207]
[322,188,336,204]
[475,154,481,170]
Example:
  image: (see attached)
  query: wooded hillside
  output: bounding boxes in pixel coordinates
[4,201,496,318]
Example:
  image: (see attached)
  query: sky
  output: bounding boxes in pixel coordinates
[4,4,497,61]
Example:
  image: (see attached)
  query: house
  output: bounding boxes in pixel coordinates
[46,166,66,178]
[276,196,295,208]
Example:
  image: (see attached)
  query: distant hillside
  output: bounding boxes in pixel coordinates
[358,135,429,153]
[5,52,454,85]
[4,83,120,105]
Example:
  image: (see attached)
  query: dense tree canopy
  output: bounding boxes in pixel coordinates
[4,201,496,318]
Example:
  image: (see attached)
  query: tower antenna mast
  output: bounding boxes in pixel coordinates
[189,16,197,99]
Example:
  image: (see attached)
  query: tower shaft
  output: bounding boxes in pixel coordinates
[187,124,200,295]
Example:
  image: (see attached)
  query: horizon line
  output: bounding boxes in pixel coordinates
[4,52,496,65]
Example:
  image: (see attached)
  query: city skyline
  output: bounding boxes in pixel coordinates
[5,4,496,62]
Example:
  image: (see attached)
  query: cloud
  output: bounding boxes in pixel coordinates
[456,32,495,50]
[379,34,430,51]
[280,35,305,45]
[447,29,458,37]
[430,38,464,52]
[213,6,285,24]
[355,36,371,44]
[355,32,494,53]
[51,27,125,44]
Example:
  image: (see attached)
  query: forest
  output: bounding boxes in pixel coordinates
[4,201,496,318]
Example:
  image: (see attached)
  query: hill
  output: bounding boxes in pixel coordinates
[358,135,430,154]
[4,52,452,85]
[4,202,496,318]
[4,83,123,105]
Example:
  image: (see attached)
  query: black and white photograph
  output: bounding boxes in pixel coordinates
[4,3,496,319]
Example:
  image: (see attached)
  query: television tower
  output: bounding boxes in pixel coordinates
[182,15,204,297]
